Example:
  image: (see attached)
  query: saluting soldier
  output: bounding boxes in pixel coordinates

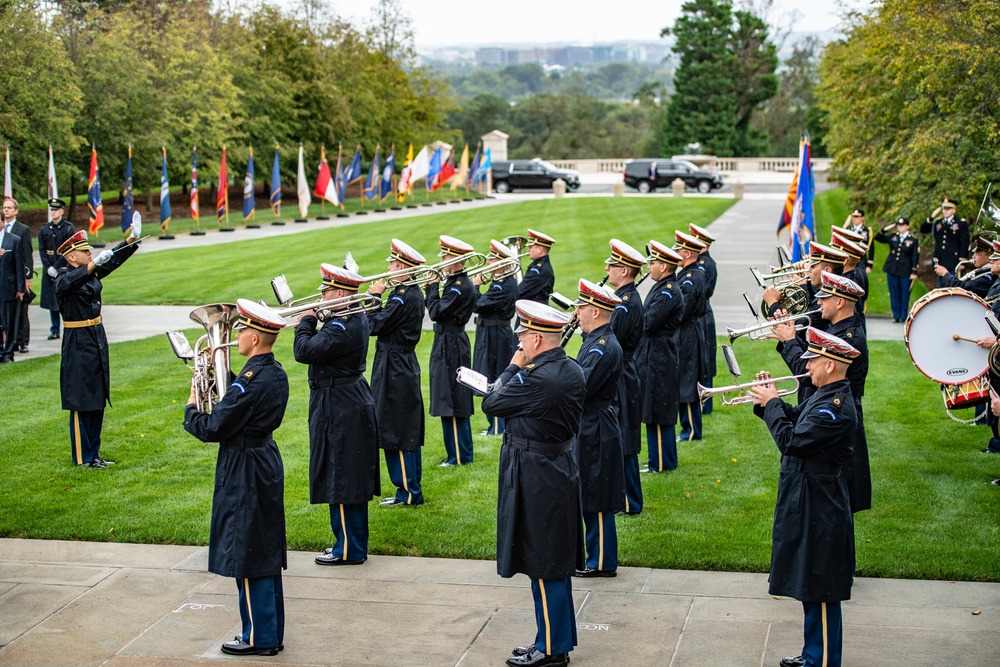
[639,241,685,473]
[572,279,625,578]
[426,235,477,466]
[749,327,860,667]
[842,208,875,271]
[920,197,969,280]
[56,218,142,467]
[874,217,919,322]
[473,239,520,435]
[183,299,289,657]
[481,300,586,667]
[367,239,427,507]
[294,265,379,566]
[604,239,646,513]
[38,198,75,340]
[934,234,994,297]
[518,228,556,304]
[830,229,869,325]
[674,230,708,442]
[689,223,718,415]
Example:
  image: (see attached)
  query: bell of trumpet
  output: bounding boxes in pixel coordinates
[697,373,808,406]
[727,309,821,343]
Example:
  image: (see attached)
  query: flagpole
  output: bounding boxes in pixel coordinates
[356,144,367,216]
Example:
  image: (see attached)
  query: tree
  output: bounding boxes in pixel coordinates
[447,94,511,148]
[755,36,824,157]
[730,6,778,154]
[367,0,414,62]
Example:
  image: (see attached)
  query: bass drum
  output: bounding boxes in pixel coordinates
[905,288,991,385]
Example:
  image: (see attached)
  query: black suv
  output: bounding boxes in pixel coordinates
[491,159,581,193]
[623,159,723,194]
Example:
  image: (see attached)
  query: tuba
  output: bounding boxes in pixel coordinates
[167,303,238,413]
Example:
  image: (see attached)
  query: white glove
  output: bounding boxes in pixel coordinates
[130,211,142,240]
[93,249,113,266]
[47,266,57,278]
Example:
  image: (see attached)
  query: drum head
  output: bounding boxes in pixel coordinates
[906,289,990,384]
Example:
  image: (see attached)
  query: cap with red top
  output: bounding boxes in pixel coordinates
[971,234,993,254]
[800,326,861,364]
[387,238,426,267]
[605,238,646,269]
[673,230,707,253]
[809,241,848,266]
[514,299,570,334]
[816,272,865,302]
[319,264,365,292]
[574,278,622,311]
[647,240,683,265]
[233,298,285,334]
[990,240,1000,261]
[833,226,865,243]
[438,235,474,257]
[526,229,556,248]
[488,239,517,260]
[57,230,92,256]
[688,223,716,245]
[830,231,868,261]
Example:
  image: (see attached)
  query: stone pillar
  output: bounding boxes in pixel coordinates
[733,180,745,200]
[553,179,566,198]
[672,178,685,197]
[612,181,625,197]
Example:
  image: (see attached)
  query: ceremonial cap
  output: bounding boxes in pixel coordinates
[801,326,861,364]
[833,226,865,243]
[526,228,556,247]
[234,298,285,334]
[438,234,474,257]
[574,278,622,311]
[605,238,646,269]
[48,198,67,210]
[830,231,867,260]
[673,230,706,253]
[514,299,570,334]
[319,264,365,291]
[990,240,1000,261]
[688,223,716,245]
[816,272,865,302]
[57,230,92,255]
[942,197,958,207]
[809,241,848,266]
[387,238,425,266]
[851,208,865,217]
[647,240,682,265]
[896,217,910,226]
[971,234,993,254]
[488,239,517,260]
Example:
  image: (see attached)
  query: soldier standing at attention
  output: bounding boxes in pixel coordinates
[689,223,718,415]
[674,230,708,442]
[472,239,519,435]
[874,217,919,322]
[38,198,75,340]
[517,229,556,304]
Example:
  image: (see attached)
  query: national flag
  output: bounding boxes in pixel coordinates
[217,146,228,224]
[333,145,346,208]
[314,145,338,205]
[47,146,58,223]
[787,137,815,262]
[472,148,492,185]
[380,146,395,203]
[341,146,363,199]
[160,146,172,233]
[776,157,799,246]
[437,149,456,191]
[409,146,430,186]
[190,147,199,222]
[87,146,104,234]
[296,144,311,218]
[120,145,134,236]
[3,145,12,201]
[269,145,281,216]
[243,146,255,221]
[427,147,442,192]
[396,143,414,202]
[450,144,469,191]
[467,143,481,187]
[364,145,381,201]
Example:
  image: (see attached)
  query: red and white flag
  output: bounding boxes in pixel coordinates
[47,146,58,222]
[313,145,338,205]
[3,146,11,201]
[297,145,312,217]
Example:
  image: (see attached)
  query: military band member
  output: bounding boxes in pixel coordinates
[183,299,289,657]
[763,241,847,331]
[518,228,556,304]
[639,241,685,472]
[295,265,379,565]
[426,235,477,466]
[368,239,427,506]
[481,300,586,667]
[749,327,860,667]
[842,208,875,271]
[934,234,994,297]
[920,197,969,280]
[974,240,1000,454]
[56,220,142,467]
[829,229,869,324]
[674,230,708,442]
[604,239,646,513]
[689,223,718,415]
[874,217,920,322]
[38,198,75,340]
[473,240,519,435]
[2,198,33,353]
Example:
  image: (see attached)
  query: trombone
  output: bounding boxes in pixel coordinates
[360,263,442,287]
[726,309,821,343]
[424,251,489,279]
[698,373,809,406]
[467,256,523,283]
[272,292,382,323]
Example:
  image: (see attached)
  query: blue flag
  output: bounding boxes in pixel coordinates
[380,147,395,202]
[473,148,491,185]
[427,148,442,191]
[790,138,815,262]
[364,146,381,201]
[339,147,362,204]
[270,146,281,216]
[159,147,171,233]
[120,146,133,236]
[243,146,255,221]
[468,144,481,186]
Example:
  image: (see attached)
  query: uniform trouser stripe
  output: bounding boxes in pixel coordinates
[656,425,663,471]
[244,578,255,646]
[597,511,605,571]
[538,579,551,654]
[72,411,82,465]
[398,451,411,503]
[339,504,349,557]
[453,418,461,464]
[821,602,828,667]
[686,404,695,440]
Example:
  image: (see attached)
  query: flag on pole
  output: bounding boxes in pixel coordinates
[243,146,256,222]
[427,148,442,191]
[334,145,345,208]
[314,145,338,205]
[342,146,363,190]
[296,144,311,218]
[437,150,456,191]
[3,145,12,201]
[785,136,815,263]
[467,143,481,187]
[217,146,228,225]
[269,145,281,216]
[190,147,199,223]
[396,143,414,203]
[160,147,172,233]
[451,145,469,191]
[380,146,395,203]
[47,146,58,223]
[364,145,381,201]
[472,148,492,185]
[120,145,134,236]
[87,146,104,235]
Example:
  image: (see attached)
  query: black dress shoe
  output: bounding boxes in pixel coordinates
[94,457,115,466]
[506,647,568,666]
[315,550,366,566]
[574,566,617,578]
[16,345,28,354]
[85,459,107,468]
[779,655,804,667]
[221,636,279,656]
[47,332,60,340]
[512,646,570,662]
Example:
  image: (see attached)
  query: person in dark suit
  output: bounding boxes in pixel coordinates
[482,299,586,667]
[426,235,477,466]
[518,228,555,304]
[38,198,75,340]
[920,197,969,281]
[874,217,920,321]
[473,239,519,435]
[674,231,708,442]
[294,265,379,566]
[183,299,289,657]
[0,212,26,363]
[2,198,33,353]
[367,239,427,507]
[749,327,860,667]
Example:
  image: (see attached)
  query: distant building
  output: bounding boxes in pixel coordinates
[476,47,506,66]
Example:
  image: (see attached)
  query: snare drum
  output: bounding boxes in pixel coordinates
[905,288,991,385]
[942,373,991,409]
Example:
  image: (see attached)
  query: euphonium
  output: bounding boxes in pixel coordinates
[697,373,808,406]
[166,303,239,413]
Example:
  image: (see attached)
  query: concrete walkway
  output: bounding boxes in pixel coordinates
[1,538,997,667]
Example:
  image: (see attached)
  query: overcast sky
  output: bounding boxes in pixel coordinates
[330,0,873,47]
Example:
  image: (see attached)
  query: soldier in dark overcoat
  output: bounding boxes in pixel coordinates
[517,228,556,304]
[874,217,920,321]
[971,240,1000,454]
[674,230,708,442]
[37,199,75,340]
[572,279,625,578]
[183,299,289,657]
[55,222,141,467]
[367,239,427,507]
[830,229,869,325]
[295,265,379,565]
[426,235,477,466]
[749,327,859,667]
[473,240,519,435]
[482,300,586,667]
[690,224,718,414]
[920,197,969,279]
[604,239,646,513]
[638,241,685,472]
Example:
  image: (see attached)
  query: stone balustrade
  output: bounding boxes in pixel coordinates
[547,157,832,174]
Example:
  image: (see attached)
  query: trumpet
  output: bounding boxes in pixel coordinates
[697,373,808,406]
[726,309,821,343]
[273,292,382,323]
[751,265,809,286]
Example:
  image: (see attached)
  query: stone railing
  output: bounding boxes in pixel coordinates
[547,157,832,174]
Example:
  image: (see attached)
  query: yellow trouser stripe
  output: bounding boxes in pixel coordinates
[245,578,254,646]
[72,411,82,464]
[686,404,695,441]
[339,504,349,558]
[656,425,663,471]
[821,602,828,667]
[494,416,499,432]
[398,451,411,503]
[597,511,605,571]
[538,579,551,655]
[453,418,461,464]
